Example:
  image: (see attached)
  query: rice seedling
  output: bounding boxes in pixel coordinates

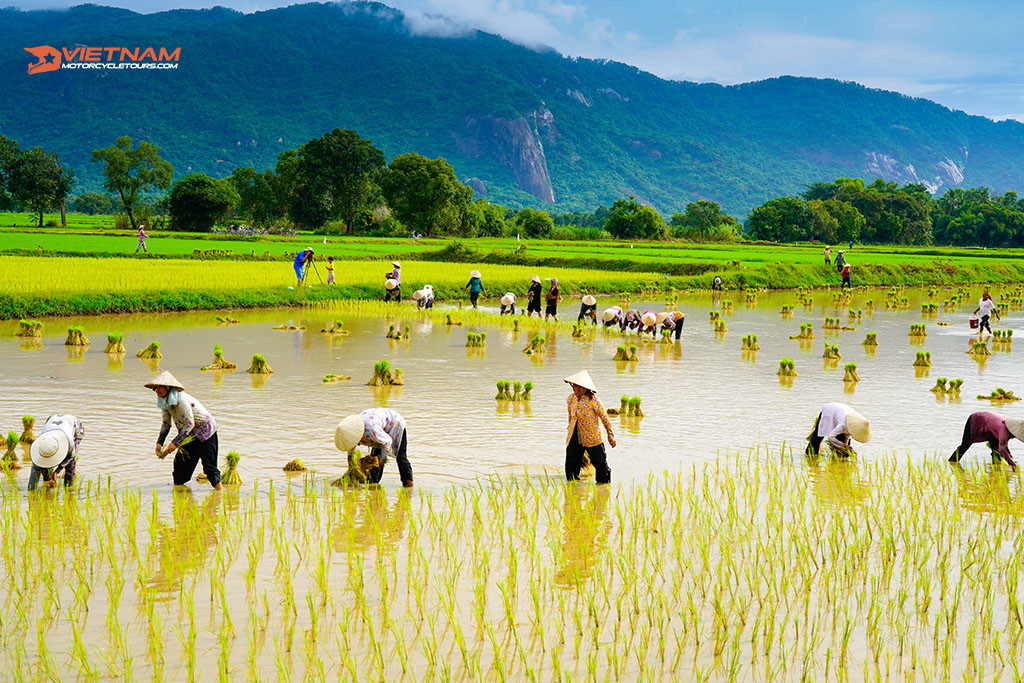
[103,333,126,354]
[708,310,721,322]
[713,319,728,334]
[321,374,351,383]
[946,378,964,395]
[465,332,487,348]
[319,320,348,334]
[136,341,162,360]
[271,323,305,331]
[201,344,237,371]
[847,309,863,323]
[19,415,35,444]
[3,432,21,470]
[222,452,243,486]
[283,459,307,472]
[777,357,797,377]
[216,316,240,324]
[861,332,878,346]
[721,300,734,312]
[790,323,815,340]
[64,326,91,346]
[367,358,402,386]
[626,396,645,417]
[823,316,841,330]
[842,362,860,382]
[977,388,1021,402]
[523,335,546,355]
[909,323,928,337]
[16,319,43,337]
[247,353,274,374]
[913,350,933,368]
[931,378,948,394]
[612,344,638,361]
[495,380,513,401]
[780,305,794,316]
[993,329,1013,345]
[967,340,992,357]
[822,343,841,360]
[386,323,411,340]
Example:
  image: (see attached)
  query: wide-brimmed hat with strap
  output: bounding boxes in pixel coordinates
[563,370,598,393]
[845,409,871,443]
[144,370,185,391]
[335,414,366,452]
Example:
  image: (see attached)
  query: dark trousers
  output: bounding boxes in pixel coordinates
[980,315,991,334]
[469,292,480,307]
[367,428,413,484]
[805,413,850,455]
[841,275,851,289]
[673,318,683,339]
[28,457,76,490]
[385,287,400,302]
[173,432,221,486]
[949,417,999,462]
[565,428,611,484]
[578,304,596,322]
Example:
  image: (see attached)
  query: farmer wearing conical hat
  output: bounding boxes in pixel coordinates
[335,409,413,487]
[500,292,517,315]
[805,402,870,457]
[564,370,616,483]
[601,305,623,327]
[525,275,543,317]
[28,414,84,491]
[413,284,434,309]
[949,412,1024,468]
[658,310,685,340]
[620,309,643,332]
[146,371,222,490]
[544,278,561,321]
[577,295,598,323]
[465,270,486,309]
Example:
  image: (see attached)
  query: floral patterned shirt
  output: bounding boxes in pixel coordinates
[566,393,614,447]
[159,391,218,447]
[360,408,406,457]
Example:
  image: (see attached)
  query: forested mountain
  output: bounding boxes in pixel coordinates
[4,1,1024,215]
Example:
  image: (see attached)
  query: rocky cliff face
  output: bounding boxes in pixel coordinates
[452,115,556,203]
[863,150,967,194]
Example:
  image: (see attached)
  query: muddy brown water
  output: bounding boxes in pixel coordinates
[2,287,1021,492]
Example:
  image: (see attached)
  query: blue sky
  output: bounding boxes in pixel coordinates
[13,0,1024,122]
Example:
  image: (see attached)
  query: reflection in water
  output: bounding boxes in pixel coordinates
[330,487,409,555]
[953,465,1024,516]
[66,347,86,363]
[19,338,43,351]
[138,357,162,372]
[144,490,220,595]
[554,485,610,588]
[27,492,87,547]
[106,352,125,371]
[249,373,270,389]
[805,456,871,510]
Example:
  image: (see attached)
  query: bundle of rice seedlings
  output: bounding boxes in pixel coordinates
[221,451,242,486]
[864,299,874,310]
[628,396,645,417]
[216,316,239,324]
[777,358,797,377]
[521,381,533,401]
[320,320,348,334]
[978,387,1021,402]
[523,335,546,355]
[19,416,35,445]
[613,344,632,361]
[283,459,307,472]
[627,344,639,361]
[445,314,463,326]
[64,326,91,346]
[3,432,20,470]
[659,329,674,344]
[103,333,126,354]
[272,323,304,331]
[789,323,815,340]
[368,359,392,386]
[709,310,721,322]
[862,332,878,346]
[947,378,964,395]
[201,344,237,371]
[967,340,992,357]
[619,395,629,415]
[321,374,352,383]
[495,380,512,400]
[843,363,860,382]
[930,378,948,394]
[466,332,488,348]
[779,305,794,315]
[512,381,523,401]
[15,320,42,338]
[909,323,927,337]
[912,350,933,367]
[247,353,274,374]
[847,309,863,322]
[713,319,728,333]
[823,317,841,330]
[822,343,841,360]
[332,449,379,487]
[741,334,760,351]
[721,300,734,311]
[136,341,162,359]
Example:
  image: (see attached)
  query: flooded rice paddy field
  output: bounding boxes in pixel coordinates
[3,286,1024,680]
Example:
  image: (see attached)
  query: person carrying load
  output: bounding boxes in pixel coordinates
[384,261,402,302]
[805,402,870,457]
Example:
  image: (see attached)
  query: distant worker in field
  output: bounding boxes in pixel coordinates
[563,370,616,484]
[834,249,845,273]
[135,224,148,254]
[659,310,685,340]
[620,309,643,332]
[601,305,623,327]
[526,275,543,317]
[823,245,831,265]
[28,414,84,491]
[293,247,314,288]
[413,284,434,309]
[577,295,598,323]
[805,402,870,457]
[465,270,486,309]
[973,290,999,336]
[841,262,852,289]
[500,292,516,315]
[147,371,222,490]
[948,411,1024,468]
[712,275,723,291]
[545,278,561,321]
[335,408,414,487]
[326,256,336,285]
[384,261,401,302]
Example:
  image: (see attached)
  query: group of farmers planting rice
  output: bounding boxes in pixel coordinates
[22,254,1023,494]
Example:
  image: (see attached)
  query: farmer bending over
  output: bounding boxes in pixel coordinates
[28,414,84,491]
[949,411,1024,468]
[805,402,870,457]
[147,371,222,490]
[577,295,598,323]
[659,310,685,340]
[335,408,413,487]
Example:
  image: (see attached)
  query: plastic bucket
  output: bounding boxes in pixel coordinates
[969,315,979,329]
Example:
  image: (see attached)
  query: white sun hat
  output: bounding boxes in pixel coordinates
[385,278,399,290]
[501,293,516,306]
[641,312,658,327]
[530,275,541,283]
[582,295,597,306]
[30,431,70,469]
[602,307,619,322]
[144,370,185,390]
[845,410,871,443]
[563,370,598,393]
[412,289,425,301]
[470,270,482,278]
[335,414,366,452]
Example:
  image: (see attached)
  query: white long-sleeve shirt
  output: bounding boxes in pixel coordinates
[816,403,855,448]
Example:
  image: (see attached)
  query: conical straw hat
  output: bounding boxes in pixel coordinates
[655,312,670,324]
[144,370,184,390]
[582,295,597,306]
[846,410,870,443]
[1006,418,1024,442]
[385,278,399,290]
[641,312,658,327]
[563,370,598,392]
[501,293,516,306]
[601,307,619,322]
[335,414,365,452]
[412,289,425,300]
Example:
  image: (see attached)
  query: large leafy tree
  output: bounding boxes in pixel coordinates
[0,134,21,209]
[604,196,667,240]
[514,207,554,238]
[168,173,238,232]
[229,166,286,226]
[379,153,472,236]
[7,147,74,227]
[668,200,738,240]
[745,197,812,242]
[295,128,385,232]
[91,136,173,229]
[72,192,115,215]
